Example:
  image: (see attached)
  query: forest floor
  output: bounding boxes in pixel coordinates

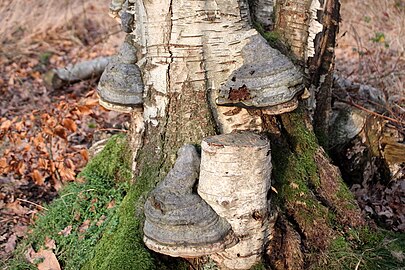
[336,0,405,111]
[0,0,404,265]
[0,0,128,262]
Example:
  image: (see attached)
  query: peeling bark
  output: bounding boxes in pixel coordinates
[273,0,340,145]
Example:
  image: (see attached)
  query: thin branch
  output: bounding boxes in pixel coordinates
[17,198,48,211]
[98,128,128,133]
[336,96,404,126]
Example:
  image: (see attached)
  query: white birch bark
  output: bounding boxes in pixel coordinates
[198,132,272,269]
[131,0,266,133]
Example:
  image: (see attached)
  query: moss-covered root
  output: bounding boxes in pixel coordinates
[266,110,366,269]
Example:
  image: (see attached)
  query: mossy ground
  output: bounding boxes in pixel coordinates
[82,160,187,270]
[313,228,405,270]
[4,134,163,270]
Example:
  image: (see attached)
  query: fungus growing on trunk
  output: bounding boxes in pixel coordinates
[143,145,237,258]
[143,133,272,269]
[97,35,144,113]
[217,35,304,115]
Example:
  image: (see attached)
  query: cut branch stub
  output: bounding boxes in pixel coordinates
[216,35,304,115]
[143,145,237,258]
[97,35,144,113]
[198,132,272,270]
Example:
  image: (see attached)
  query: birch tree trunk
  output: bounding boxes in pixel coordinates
[93,0,366,269]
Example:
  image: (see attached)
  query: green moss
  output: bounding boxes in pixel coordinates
[253,22,281,46]
[250,262,266,270]
[5,135,131,270]
[82,173,155,270]
[83,149,187,270]
[313,228,405,270]
[3,259,36,270]
[336,180,357,210]
[80,134,132,183]
[272,112,321,205]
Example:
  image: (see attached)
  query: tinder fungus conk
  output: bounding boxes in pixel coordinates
[217,35,304,115]
[97,35,144,113]
[198,132,272,270]
[143,145,237,258]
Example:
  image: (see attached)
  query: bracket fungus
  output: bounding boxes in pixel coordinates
[109,0,135,33]
[217,35,304,115]
[97,35,144,113]
[144,133,272,270]
[143,145,237,258]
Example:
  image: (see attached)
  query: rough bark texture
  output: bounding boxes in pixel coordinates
[199,133,271,269]
[96,0,366,269]
[273,0,340,145]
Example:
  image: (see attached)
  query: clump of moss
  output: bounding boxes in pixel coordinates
[250,262,267,270]
[82,163,156,270]
[82,147,188,270]
[5,134,132,270]
[253,22,281,47]
[271,111,321,209]
[313,228,405,270]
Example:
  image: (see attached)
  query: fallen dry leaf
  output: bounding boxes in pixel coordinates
[53,125,67,140]
[80,149,89,162]
[4,234,17,253]
[1,119,12,130]
[76,105,92,115]
[44,237,56,250]
[13,225,28,237]
[79,219,91,233]
[58,225,72,237]
[96,215,106,227]
[290,182,299,189]
[107,200,116,209]
[28,248,61,270]
[62,118,77,132]
[32,170,45,185]
[6,201,29,215]
[0,156,6,166]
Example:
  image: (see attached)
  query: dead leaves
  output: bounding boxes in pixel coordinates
[4,234,17,253]
[0,200,33,257]
[58,225,73,237]
[62,118,77,132]
[26,238,61,270]
[0,96,100,187]
[1,119,12,130]
[0,64,126,262]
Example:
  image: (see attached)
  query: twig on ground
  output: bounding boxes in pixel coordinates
[16,198,48,211]
[334,94,405,126]
[98,128,128,133]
